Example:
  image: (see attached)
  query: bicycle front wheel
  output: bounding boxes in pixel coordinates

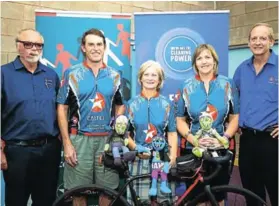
[53,184,130,206]
[186,185,267,206]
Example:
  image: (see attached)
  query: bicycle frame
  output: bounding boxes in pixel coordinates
[55,148,266,206]
[109,170,219,206]
[109,150,233,206]
[174,173,218,206]
[109,173,151,206]
[174,173,211,206]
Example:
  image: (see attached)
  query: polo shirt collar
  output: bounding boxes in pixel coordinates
[267,49,277,65]
[13,56,46,72]
[195,74,217,82]
[248,49,277,66]
[140,91,160,99]
[83,61,106,70]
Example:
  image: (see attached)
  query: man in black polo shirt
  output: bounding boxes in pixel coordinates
[1,29,61,206]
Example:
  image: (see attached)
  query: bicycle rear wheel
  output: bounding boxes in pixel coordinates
[185,185,267,206]
[53,184,130,206]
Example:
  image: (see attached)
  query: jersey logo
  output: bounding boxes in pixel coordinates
[269,76,278,85]
[90,92,105,112]
[144,123,157,143]
[206,104,218,121]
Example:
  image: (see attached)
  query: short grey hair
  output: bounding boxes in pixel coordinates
[15,28,44,43]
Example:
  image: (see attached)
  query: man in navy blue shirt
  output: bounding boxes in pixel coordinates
[233,23,278,206]
[1,29,61,206]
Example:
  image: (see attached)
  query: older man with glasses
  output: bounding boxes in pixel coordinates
[15,39,44,50]
[1,28,61,206]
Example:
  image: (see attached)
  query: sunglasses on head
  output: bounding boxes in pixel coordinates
[16,40,44,49]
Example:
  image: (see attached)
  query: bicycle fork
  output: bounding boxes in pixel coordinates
[204,185,218,206]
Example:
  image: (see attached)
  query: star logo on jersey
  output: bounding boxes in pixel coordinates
[206,104,218,121]
[143,123,157,143]
[89,92,105,112]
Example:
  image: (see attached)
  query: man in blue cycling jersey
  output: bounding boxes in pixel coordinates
[57,28,125,206]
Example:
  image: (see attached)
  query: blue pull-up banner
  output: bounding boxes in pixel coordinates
[134,11,229,101]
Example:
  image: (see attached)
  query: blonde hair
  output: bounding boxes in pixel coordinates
[248,23,275,41]
[192,44,219,75]
[138,60,165,91]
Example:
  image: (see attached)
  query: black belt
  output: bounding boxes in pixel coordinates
[241,126,274,135]
[5,137,55,147]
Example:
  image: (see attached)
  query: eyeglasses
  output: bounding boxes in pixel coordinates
[16,40,44,49]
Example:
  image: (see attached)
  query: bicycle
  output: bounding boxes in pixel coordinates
[53,150,268,206]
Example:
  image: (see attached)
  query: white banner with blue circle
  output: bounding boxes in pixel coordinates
[134,11,229,101]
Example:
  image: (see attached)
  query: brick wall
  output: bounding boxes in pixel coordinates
[217,1,278,46]
[1,1,278,64]
[1,1,213,64]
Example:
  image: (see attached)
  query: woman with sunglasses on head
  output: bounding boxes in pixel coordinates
[175,44,239,206]
[126,60,178,205]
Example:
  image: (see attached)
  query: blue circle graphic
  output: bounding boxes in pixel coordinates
[164,36,197,72]
[155,28,205,80]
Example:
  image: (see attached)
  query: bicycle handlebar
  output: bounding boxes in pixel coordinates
[202,164,222,182]
[201,149,233,182]
[202,149,233,164]
[170,149,233,183]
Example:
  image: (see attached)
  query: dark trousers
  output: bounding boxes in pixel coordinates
[3,138,61,206]
[239,130,278,206]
